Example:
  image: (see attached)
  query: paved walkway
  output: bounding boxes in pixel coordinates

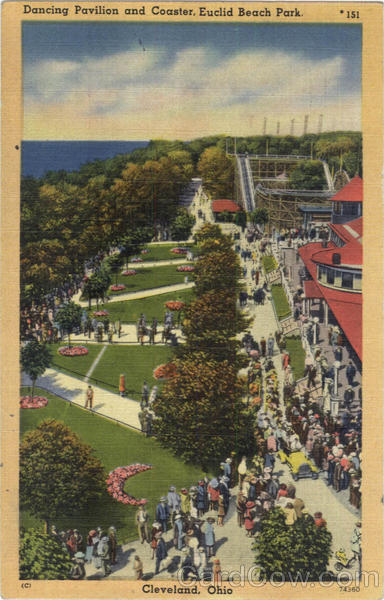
[126,259,187,268]
[72,282,195,309]
[69,325,186,346]
[22,368,142,430]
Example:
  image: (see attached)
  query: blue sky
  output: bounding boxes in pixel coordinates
[23,23,361,139]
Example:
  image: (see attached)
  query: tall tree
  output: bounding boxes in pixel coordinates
[55,302,82,347]
[20,419,105,532]
[170,209,195,241]
[197,147,235,199]
[20,341,52,400]
[153,353,253,469]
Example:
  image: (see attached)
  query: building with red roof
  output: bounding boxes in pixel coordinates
[298,178,362,362]
[331,175,362,224]
[211,199,242,222]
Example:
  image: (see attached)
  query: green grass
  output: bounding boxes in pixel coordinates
[271,284,292,320]
[91,345,173,399]
[262,255,278,274]
[285,336,306,381]
[51,343,173,400]
[110,264,187,295]
[20,387,205,544]
[137,243,196,262]
[93,289,194,323]
[49,343,102,377]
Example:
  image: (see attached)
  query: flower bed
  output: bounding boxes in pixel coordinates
[122,270,137,276]
[20,395,48,409]
[165,301,185,311]
[141,249,149,254]
[154,363,177,380]
[177,265,194,272]
[93,310,109,317]
[170,247,188,255]
[110,284,126,292]
[106,464,152,506]
[58,346,89,357]
[131,257,143,263]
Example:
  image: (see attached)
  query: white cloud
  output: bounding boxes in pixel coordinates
[24,47,360,139]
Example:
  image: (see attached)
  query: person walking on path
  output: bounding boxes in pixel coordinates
[134,555,144,580]
[167,486,181,525]
[204,518,216,557]
[155,534,168,575]
[173,514,184,550]
[85,385,94,409]
[346,361,357,387]
[156,497,170,533]
[98,533,112,577]
[142,381,150,406]
[260,337,266,357]
[136,504,150,543]
[267,334,275,357]
[108,526,118,564]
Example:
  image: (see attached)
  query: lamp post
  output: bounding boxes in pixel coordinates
[333,360,341,396]
[313,317,319,345]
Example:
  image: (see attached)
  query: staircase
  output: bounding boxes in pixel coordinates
[295,376,323,401]
[280,316,300,336]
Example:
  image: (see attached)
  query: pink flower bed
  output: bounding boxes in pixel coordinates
[177,265,194,272]
[110,284,126,291]
[131,257,143,263]
[58,346,89,357]
[20,395,48,409]
[93,310,109,317]
[122,270,137,276]
[141,249,149,254]
[106,464,152,505]
[170,247,188,255]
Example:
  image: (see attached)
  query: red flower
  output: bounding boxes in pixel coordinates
[58,346,88,357]
[170,247,188,254]
[177,265,194,272]
[153,363,177,380]
[165,301,185,311]
[110,284,126,291]
[122,270,137,276]
[106,464,152,505]
[20,395,48,409]
[93,310,109,317]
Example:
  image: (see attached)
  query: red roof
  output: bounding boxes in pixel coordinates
[311,217,362,268]
[299,242,362,360]
[304,280,322,299]
[212,199,241,213]
[330,218,363,243]
[331,176,363,203]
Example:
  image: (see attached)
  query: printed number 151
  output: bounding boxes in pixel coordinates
[347,11,360,18]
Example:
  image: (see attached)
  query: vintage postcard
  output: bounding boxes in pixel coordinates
[1,1,383,599]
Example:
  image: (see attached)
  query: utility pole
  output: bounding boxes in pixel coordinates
[263,117,267,136]
[276,121,280,135]
[303,114,309,135]
[290,118,295,136]
[318,114,323,134]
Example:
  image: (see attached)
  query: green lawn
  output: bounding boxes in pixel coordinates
[50,343,172,400]
[285,336,306,381]
[110,264,187,295]
[136,243,196,262]
[49,343,101,378]
[20,387,205,544]
[271,284,292,320]
[262,255,278,274]
[91,345,173,400]
[93,288,194,323]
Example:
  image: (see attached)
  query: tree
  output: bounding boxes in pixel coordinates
[20,341,52,400]
[197,147,235,199]
[20,419,105,532]
[193,249,242,296]
[118,227,152,267]
[254,508,332,581]
[290,160,326,190]
[182,290,250,364]
[20,529,72,580]
[105,253,124,285]
[249,208,269,226]
[153,353,254,469]
[170,209,195,241]
[55,302,82,347]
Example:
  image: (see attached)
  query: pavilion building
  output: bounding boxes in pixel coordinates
[298,177,362,366]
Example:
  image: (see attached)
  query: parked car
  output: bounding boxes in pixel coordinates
[278,450,319,481]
